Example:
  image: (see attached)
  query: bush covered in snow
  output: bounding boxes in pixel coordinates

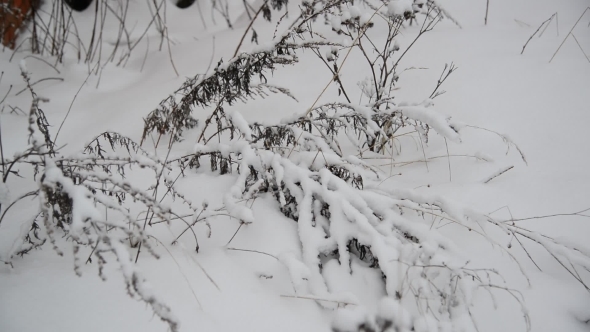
[1,1,589,332]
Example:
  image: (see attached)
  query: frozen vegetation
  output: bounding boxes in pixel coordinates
[0,1,589,331]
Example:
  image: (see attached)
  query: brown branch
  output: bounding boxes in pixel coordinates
[521,13,556,55]
[484,165,514,184]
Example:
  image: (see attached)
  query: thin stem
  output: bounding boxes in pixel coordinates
[226,247,278,260]
[233,0,268,58]
[549,7,590,63]
[485,0,490,25]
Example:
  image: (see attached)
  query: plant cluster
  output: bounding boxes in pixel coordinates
[138,0,589,330]
[1,1,589,332]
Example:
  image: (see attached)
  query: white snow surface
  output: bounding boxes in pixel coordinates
[388,0,414,16]
[1,0,590,332]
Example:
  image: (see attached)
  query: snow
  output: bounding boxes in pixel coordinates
[227,110,252,140]
[278,251,310,292]
[388,0,413,17]
[359,13,374,27]
[18,60,28,75]
[349,6,361,19]
[397,105,461,143]
[1,0,590,332]
[331,15,342,31]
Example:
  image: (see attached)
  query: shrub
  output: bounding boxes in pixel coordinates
[1,1,589,332]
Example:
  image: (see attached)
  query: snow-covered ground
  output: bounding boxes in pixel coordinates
[1,0,589,331]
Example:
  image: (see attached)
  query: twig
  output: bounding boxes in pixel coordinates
[549,7,590,63]
[538,13,558,37]
[0,191,38,226]
[280,294,357,306]
[286,4,386,158]
[483,165,514,184]
[195,0,207,30]
[429,62,457,99]
[0,85,12,105]
[23,55,61,74]
[165,26,180,76]
[54,62,98,144]
[204,36,216,76]
[503,207,590,223]
[485,0,490,25]
[150,236,203,309]
[0,260,14,268]
[226,221,244,246]
[464,125,527,165]
[15,77,64,96]
[305,4,386,116]
[226,247,279,260]
[418,134,429,172]
[444,138,451,181]
[513,235,543,272]
[571,34,590,63]
[521,13,556,55]
[183,246,221,291]
[514,19,531,28]
[233,0,267,58]
[242,0,253,20]
[0,117,4,177]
